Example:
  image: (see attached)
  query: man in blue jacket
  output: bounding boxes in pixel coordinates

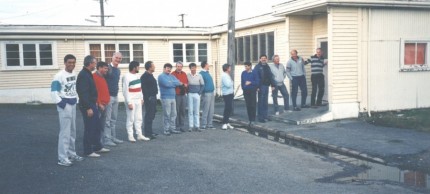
[253,54,273,123]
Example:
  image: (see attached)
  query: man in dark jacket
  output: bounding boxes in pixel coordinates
[76,55,109,157]
[253,54,273,123]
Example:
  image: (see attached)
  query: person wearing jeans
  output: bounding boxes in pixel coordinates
[253,55,273,122]
[287,49,309,111]
[269,55,290,115]
[221,63,234,130]
[187,63,204,131]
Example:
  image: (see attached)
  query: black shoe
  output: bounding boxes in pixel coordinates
[301,105,310,108]
[258,119,266,123]
[149,136,156,140]
[265,118,272,122]
[293,107,301,111]
[179,128,186,132]
[152,133,158,137]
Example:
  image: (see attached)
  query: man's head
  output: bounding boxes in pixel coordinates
[244,61,252,71]
[189,63,197,74]
[175,61,183,72]
[201,61,210,70]
[63,54,76,73]
[144,61,155,73]
[222,63,231,72]
[316,48,323,58]
[163,63,173,74]
[129,61,140,74]
[83,55,97,71]
[96,61,109,76]
[111,52,123,67]
[290,49,298,59]
[259,54,268,64]
[272,55,280,64]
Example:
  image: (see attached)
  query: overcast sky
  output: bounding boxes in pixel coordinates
[0,0,286,27]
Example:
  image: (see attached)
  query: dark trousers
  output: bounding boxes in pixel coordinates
[257,85,269,120]
[175,95,187,130]
[243,88,257,122]
[291,75,308,107]
[80,104,102,155]
[144,96,157,137]
[272,83,290,112]
[222,94,234,124]
[311,74,325,106]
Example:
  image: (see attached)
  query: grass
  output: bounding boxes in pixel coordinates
[364,108,430,132]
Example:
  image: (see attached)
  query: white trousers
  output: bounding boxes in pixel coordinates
[125,99,143,136]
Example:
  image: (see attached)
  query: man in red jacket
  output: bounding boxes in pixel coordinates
[171,61,188,132]
[93,61,111,147]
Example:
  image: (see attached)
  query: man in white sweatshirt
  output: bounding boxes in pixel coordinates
[122,61,149,142]
[51,54,83,166]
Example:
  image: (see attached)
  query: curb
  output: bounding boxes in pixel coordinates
[213,114,386,165]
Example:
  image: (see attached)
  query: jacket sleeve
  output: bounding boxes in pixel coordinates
[286,61,293,80]
[76,75,91,110]
[122,75,131,105]
[50,73,63,104]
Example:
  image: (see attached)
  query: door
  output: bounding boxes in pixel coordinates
[317,38,328,103]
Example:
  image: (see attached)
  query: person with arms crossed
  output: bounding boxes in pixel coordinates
[171,61,188,133]
[140,61,158,140]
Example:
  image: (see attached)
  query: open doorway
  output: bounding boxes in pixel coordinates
[317,38,328,103]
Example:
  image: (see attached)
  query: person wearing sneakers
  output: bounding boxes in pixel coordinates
[76,55,110,158]
[92,61,111,147]
[104,52,124,146]
[158,63,184,136]
[187,63,204,132]
[122,61,149,142]
[221,63,234,130]
[51,54,83,166]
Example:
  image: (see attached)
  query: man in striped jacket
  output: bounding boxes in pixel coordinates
[307,48,327,107]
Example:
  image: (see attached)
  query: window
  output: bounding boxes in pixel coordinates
[2,42,56,70]
[171,42,208,63]
[400,40,430,71]
[87,42,146,65]
[236,32,274,63]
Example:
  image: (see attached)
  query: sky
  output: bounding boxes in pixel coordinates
[0,0,286,27]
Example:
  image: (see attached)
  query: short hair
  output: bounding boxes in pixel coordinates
[97,61,108,69]
[64,54,76,63]
[176,61,183,66]
[189,62,197,69]
[259,54,267,59]
[144,61,153,70]
[290,49,298,54]
[244,61,252,66]
[222,63,230,72]
[83,55,96,67]
[272,54,279,61]
[129,61,140,72]
[112,52,122,58]
[163,63,173,69]
[201,61,208,68]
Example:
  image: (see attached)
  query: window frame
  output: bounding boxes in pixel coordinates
[169,41,210,65]
[400,39,430,72]
[85,41,148,68]
[1,41,58,70]
[235,31,275,64]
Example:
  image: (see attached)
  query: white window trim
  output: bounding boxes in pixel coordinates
[169,41,211,66]
[1,41,58,70]
[399,39,430,72]
[85,41,148,68]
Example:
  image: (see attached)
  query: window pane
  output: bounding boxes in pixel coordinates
[104,44,116,63]
[238,37,244,63]
[267,32,274,61]
[245,36,251,62]
[252,35,258,62]
[186,44,195,62]
[198,43,207,62]
[6,44,20,66]
[417,43,426,65]
[404,43,416,65]
[90,44,102,62]
[119,44,130,63]
[259,34,266,57]
[39,44,52,66]
[23,44,36,66]
[133,44,144,63]
[173,44,183,62]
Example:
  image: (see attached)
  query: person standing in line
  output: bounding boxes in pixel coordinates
[122,61,149,142]
[92,61,111,147]
[241,61,259,127]
[199,61,216,130]
[104,52,123,146]
[158,63,184,136]
[221,64,235,130]
[76,55,110,157]
[269,55,290,115]
[140,61,158,140]
[307,48,327,107]
[171,61,188,133]
[253,54,273,123]
[286,49,309,111]
[51,54,83,166]
[187,63,204,132]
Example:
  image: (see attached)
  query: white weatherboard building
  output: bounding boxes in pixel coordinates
[0,0,429,121]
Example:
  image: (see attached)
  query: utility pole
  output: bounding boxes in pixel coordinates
[179,14,186,28]
[227,0,236,113]
[91,0,114,26]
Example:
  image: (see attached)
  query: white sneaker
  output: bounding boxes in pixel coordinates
[222,124,228,130]
[275,111,280,115]
[137,134,150,141]
[227,123,234,129]
[87,152,100,158]
[96,148,110,153]
[128,135,136,142]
